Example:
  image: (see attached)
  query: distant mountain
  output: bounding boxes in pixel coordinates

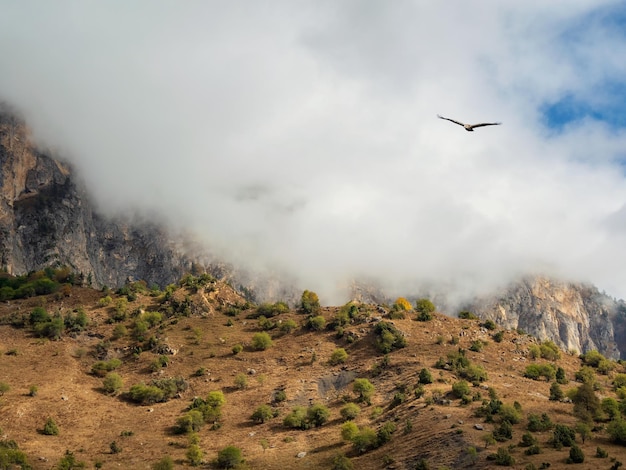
[0,107,199,288]
[464,276,626,360]
[2,107,625,359]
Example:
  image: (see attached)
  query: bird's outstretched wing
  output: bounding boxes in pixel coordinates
[468,122,502,129]
[437,114,466,127]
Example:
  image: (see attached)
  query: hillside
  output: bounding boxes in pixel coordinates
[2,274,626,469]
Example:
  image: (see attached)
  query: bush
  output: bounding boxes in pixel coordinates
[234,373,247,390]
[42,417,59,435]
[490,447,515,466]
[176,410,205,434]
[481,319,497,330]
[415,298,435,321]
[91,358,122,377]
[56,450,85,469]
[551,424,576,449]
[331,453,354,470]
[186,444,203,466]
[519,432,538,447]
[374,322,407,353]
[393,297,412,311]
[353,378,375,404]
[128,384,165,405]
[556,366,568,384]
[469,340,484,352]
[567,444,585,464]
[571,382,600,422]
[341,421,359,441]
[549,382,564,401]
[539,340,561,361]
[283,406,308,430]
[493,331,504,343]
[574,366,596,385]
[419,368,433,384]
[329,348,348,365]
[103,373,124,395]
[351,426,378,454]
[527,413,554,432]
[299,290,321,315]
[499,404,522,424]
[607,418,626,445]
[307,315,326,331]
[256,301,289,317]
[305,402,330,426]
[340,403,361,421]
[232,344,243,355]
[524,363,556,381]
[451,380,471,399]
[251,405,274,424]
[493,421,513,442]
[280,319,298,333]
[152,456,175,470]
[581,350,605,367]
[217,446,243,469]
[251,332,273,350]
[458,310,478,320]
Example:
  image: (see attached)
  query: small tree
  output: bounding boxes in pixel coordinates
[549,382,564,401]
[419,368,433,384]
[103,372,123,395]
[299,290,321,315]
[42,417,59,435]
[307,315,326,331]
[251,332,273,350]
[217,446,243,469]
[340,403,361,421]
[331,453,354,470]
[567,444,585,464]
[330,348,348,365]
[251,405,274,424]
[186,444,203,466]
[234,373,248,390]
[307,403,330,427]
[152,456,174,470]
[353,378,375,404]
[341,421,359,441]
[415,298,435,321]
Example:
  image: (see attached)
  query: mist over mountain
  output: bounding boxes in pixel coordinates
[1,3,626,304]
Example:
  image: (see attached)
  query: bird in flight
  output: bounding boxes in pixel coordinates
[437,114,502,132]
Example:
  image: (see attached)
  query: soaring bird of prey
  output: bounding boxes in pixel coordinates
[437,114,502,132]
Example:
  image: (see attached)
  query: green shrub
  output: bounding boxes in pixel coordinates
[353,378,375,404]
[524,363,556,381]
[91,358,122,377]
[152,456,175,470]
[299,290,321,315]
[351,426,378,454]
[451,380,471,399]
[305,402,330,427]
[280,319,298,333]
[527,413,554,432]
[415,299,435,321]
[103,372,124,395]
[341,421,359,441]
[331,453,354,470]
[234,373,247,390]
[581,350,605,367]
[128,384,165,405]
[56,450,85,469]
[493,421,513,441]
[42,417,59,435]
[481,319,497,330]
[374,322,406,353]
[574,366,596,384]
[251,332,273,350]
[283,406,308,430]
[376,421,396,445]
[519,432,538,447]
[549,382,564,401]
[499,404,522,424]
[111,324,127,340]
[469,340,484,352]
[251,404,275,424]
[596,446,609,458]
[458,310,478,320]
[393,297,412,311]
[488,447,515,466]
[571,382,601,422]
[340,403,361,421]
[419,368,433,384]
[492,331,504,343]
[307,315,326,331]
[329,348,348,365]
[176,410,204,434]
[607,418,626,445]
[551,424,576,449]
[556,366,568,384]
[567,444,585,464]
[539,340,561,361]
[186,444,203,466]
[256,301,289,317]
[613,373,626,390]
[217,446,243,469]
[258,315,276,331]
[232,344,243,355]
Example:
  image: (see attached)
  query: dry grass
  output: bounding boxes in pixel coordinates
[0,282,625,469]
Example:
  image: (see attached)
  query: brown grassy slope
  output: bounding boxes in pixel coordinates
[0,283,625,469]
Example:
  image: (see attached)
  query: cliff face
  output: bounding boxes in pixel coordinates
[0,109,196,288]
[465,277,624,359]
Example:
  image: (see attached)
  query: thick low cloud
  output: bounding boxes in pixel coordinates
[2,1,626,303]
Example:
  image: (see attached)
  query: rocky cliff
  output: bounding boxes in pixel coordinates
[464,276,626,360]
[0,107,198,288]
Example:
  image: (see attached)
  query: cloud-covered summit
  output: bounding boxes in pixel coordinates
[2,1,626,302]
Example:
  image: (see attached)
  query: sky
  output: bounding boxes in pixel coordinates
[1,1,626,304]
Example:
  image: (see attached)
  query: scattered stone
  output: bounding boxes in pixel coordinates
[458,420,464,425]
[248,432,256,437]
[147,408,154,412]
[61,395,68,401]
[297,452,307,458]
[474,424,484,430]
[247,368,257,375]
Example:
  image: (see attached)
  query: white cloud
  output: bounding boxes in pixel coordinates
[1,1,626,303]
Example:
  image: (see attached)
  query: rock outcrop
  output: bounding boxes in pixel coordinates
[465,276,626,359]
[0,107,197,288]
